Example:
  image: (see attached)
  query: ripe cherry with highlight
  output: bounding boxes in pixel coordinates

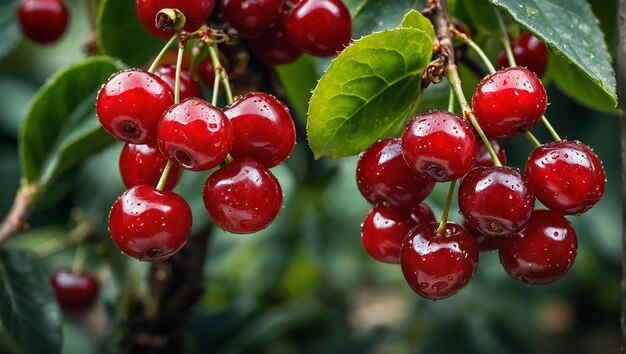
[119,143,182,190]
[50,269,99,315]
[18,0,68,44]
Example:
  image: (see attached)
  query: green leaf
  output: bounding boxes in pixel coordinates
[19,57,125,184]
[307,28,433,158]
[0,248,62,354]
[350,0,426,38]
[399,9,435,41]
[98,0,164,67]
[487,0,617,108]
[275,56,319,123]
[0,0,20,60]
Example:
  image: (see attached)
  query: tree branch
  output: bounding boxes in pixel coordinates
[0,184,40,247]
[617,0,626,351]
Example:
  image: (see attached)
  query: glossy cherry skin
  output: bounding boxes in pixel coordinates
[286,0,352,57]
[357,138,435,210]
[464,222,501,252]
[497,33,548,78]
[136,0,215,40]
[223,92,296,167]
[525,140,605,215]
[109,185,192,261]
[203,159,283,234]
[221,0,285,38]
[97,69,174,144]
[50,269,99,314]
[458,166,534,237]
[472,67,547,138]
[499,210,577,285]
[401,110,477,182]
[248,3,302,65]
[18,0,68,44]
[158,98,234,171]
[154,65,203,101]
[474,137,507,168]
[361,203,435,264]
[400,222,479,300]
[119,143,182,190]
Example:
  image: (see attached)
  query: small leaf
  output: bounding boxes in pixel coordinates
[19,56,125,185]
[350,0,427,38]
[399,9,436,41]
[0,248,62,354]
[307,28,433,158]
[0,0,20,60]
[487,0,617,108]
[98,0,164,67]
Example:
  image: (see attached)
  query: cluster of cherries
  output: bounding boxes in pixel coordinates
[358,34,605,300]
[17,0,69,44]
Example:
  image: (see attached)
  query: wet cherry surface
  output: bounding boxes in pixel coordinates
[154,64,203,101]
[474,137,507,168]
[119,143,182,190]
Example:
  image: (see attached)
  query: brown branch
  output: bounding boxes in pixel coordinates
[0,184,40,247]
[617,0,626,351]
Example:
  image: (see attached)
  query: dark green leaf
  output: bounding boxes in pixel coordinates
[19,56,125,185]
[0,0,20,60]
[487,0,617,108]
[97,0,164,67]
[399,9,436,41]
[275,56,319,123]
[350,0,426,38]
[307,28,433,158]
[0,248,61,354]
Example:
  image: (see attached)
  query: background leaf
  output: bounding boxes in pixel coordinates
[19,56,124,185]
[97,0,164,67]
[0,248,61,354]
[486,0,617,108]
[0,0,21,61]
[348,0,426,38]
[275,57,319,123]
[307,28,433,158]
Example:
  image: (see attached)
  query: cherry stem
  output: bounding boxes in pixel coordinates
[148,35,178,74]
[71,242,87,274]
[208,44,233,105]
[453,29,497,74]
[174,42,185,104]
[525,131,542,148]
[211,64,221,106]
[494,6,562,142]
[35,214,95,259]
[156,160,173,191]
[436,179,457,236]
[448,86,456,113]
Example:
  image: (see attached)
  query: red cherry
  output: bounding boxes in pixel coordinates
[203,159,283,234]
[221,0,285,39]
[458,166,534,237]
[50,269,99,314]
[400,222,479,300]
[135,0,215,40]
[154,64,203,100]
[286,0,352,57]
[158,98,234,171]
[410,202,436,225]
[223,92,296,167]
[525,140,605,215]
[356,138,435,210]
[119,143,182,190]
[109,185,192,261]
[248,3,302,65]
[464,222,501,252]
[197,58,216,86]
[499,210,577,285]
[496,33,548,78]
[18,0,68,44]
[401,110,477,182]
[474,137,507,168]
[96,69,174,144]
[472,67,547,138]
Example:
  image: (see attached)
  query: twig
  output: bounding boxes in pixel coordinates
[0,184,40,247]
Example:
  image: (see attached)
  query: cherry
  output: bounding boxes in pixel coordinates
[109,185,192,261]
[286,0,352,57]
[197,58,216,86]
[497,33,548,78]
[474,137,507,168]
[136,0,215,40]
[458,166,534,237]
[472,67,547,138]
[203,158,283,234]
[97,69,174,144]
[525,140,605,215]
[499,210,577,285]
[464,222,501,253]
[248,3,302,65]
[223,92,296,167]
[158,98,234,171]
[356,138,435,210]
[18,0,68,44]
[50,269,99,314]
[221,0,285,39]
[119,143,182,190]
[401,110,477,182]
[154,64,203,100]
[361,203,435,264]
[400,222,479,300]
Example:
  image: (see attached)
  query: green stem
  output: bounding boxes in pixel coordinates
[448,86,456,112]
[436,180,457,236]
[156,160,173,191]
[494,8,517,68]
[174,43,184,104]
[208,44,233,105]
[211,65,220,106]
[525,131,541,148]
[541,116,562,141]
[466,39,497,74]
[72,242,87,274]
[148,35,178,74]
